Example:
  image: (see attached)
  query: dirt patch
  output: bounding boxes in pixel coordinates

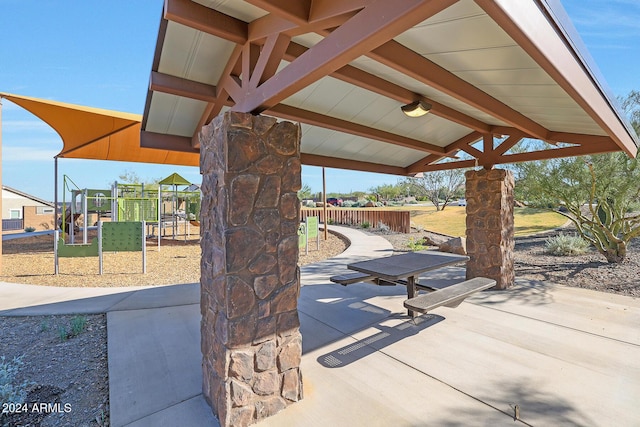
[0,314,108,427]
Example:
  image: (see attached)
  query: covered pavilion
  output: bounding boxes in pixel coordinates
[137,1,638,424]
[1,1,639,426]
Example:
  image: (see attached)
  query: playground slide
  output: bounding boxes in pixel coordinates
[59,208,81,232]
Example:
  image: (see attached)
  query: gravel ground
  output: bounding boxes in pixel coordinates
[0,230,346,427]
[2,226,638,426]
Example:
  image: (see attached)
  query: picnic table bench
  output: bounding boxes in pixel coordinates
[403,277,496,314]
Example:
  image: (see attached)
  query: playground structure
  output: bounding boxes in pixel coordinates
[55,174,201,275]
[60,174,201,246]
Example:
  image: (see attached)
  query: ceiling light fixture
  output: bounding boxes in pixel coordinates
[401,100,432,118]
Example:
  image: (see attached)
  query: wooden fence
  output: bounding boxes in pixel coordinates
[301,208,411,233]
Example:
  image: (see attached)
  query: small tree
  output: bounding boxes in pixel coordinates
[369,183,402,201]
[403,169,466,211]
[515,152,640,263]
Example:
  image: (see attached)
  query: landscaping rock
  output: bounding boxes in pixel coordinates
[439,237,467,255]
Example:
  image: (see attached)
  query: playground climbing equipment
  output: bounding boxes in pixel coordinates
[54,221,146,275]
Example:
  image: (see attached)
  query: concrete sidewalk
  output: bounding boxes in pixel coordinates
[1,225,640,426]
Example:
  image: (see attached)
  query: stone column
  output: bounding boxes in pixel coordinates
[465,168,515,290]
[199,112,303,427]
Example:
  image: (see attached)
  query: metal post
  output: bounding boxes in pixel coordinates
[54,230,59,275]
[98,221,103,275]
[322,167,328,240]
[83,188,88,244]
[70,190,76,244]
[54,157,58,232]
[142,220,147,274]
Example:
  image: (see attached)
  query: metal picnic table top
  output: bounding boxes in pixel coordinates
[347,250,469,282]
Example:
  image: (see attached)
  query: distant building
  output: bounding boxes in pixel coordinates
[2,186,56,232]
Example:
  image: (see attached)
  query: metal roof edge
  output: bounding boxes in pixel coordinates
[538,0,639,149]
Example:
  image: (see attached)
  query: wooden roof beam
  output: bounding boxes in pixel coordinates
[267,104,447,155]
[149,71,217,103]
[232,0,459,113]
[406,131,483,173]
[248,0,374,41]
[141,131,199,153]
[246,0,311,25]
[301,153,408,176]
[164,0,247,44]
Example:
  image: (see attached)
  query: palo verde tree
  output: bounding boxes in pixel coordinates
[516,152,640,262]
[403,168,466,211]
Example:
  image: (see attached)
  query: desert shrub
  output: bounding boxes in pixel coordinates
[0,356,30,408]
[407,200,418,204]
[378,222,390,232]
[544,233,589,256]
[342,200,356,208]
[58,315,88,341]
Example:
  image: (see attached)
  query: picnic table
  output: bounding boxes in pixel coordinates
[335,251,495,318]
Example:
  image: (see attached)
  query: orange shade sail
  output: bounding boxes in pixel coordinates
[0,92,199,167]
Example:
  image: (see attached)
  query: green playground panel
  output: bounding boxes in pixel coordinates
[86,189,112,212]
[102,222,144,252]
[306,216,319,239]
[298,223,306,248]
[57,238,99,257]
[117,198,158,222]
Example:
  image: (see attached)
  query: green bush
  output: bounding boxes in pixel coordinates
[24,227,36,232]
[407,237,428,251]
[342,200,356,208]
[361,221,371,229]
[544,233,589,256]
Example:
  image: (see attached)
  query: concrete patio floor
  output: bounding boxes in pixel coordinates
[1,225,639,426]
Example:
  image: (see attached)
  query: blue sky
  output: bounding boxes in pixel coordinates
[1,0,639,201]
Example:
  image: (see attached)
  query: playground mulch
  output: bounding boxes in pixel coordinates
[1,230,348,288]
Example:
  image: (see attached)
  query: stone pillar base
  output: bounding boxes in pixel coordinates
[199,112,303,426]
[465,168,515,289]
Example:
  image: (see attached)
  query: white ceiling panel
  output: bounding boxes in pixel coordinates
[146,93,207,137]
[159,22,236,85]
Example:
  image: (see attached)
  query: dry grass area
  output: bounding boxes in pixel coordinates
[1,230,347,288]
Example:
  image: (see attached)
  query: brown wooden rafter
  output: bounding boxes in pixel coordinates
[409,132,621,173]
[233,0,459,113]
